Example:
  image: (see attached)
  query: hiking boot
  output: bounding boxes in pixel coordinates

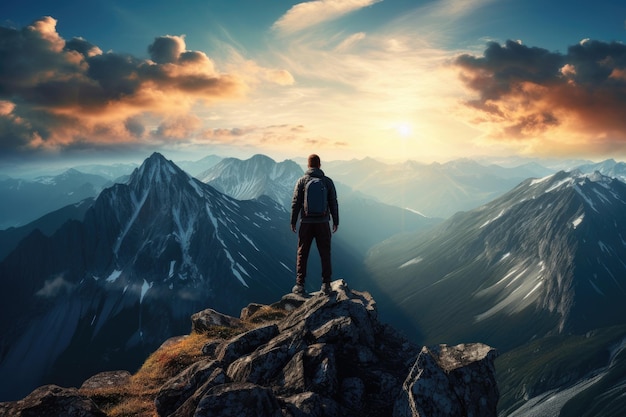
[292,284,306,295]
[320,282,332,295]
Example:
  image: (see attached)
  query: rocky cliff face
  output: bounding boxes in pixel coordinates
[0,280,499,417]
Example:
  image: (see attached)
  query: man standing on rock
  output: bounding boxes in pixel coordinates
[290,154,339,295]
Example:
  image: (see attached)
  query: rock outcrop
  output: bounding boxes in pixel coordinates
[0,280,499,417]
[0,385,106,417]
[155,280,499,417]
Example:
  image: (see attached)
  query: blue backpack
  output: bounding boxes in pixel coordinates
[304,176,328,217]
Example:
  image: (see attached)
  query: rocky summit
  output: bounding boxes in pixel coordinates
[0,280,499,417]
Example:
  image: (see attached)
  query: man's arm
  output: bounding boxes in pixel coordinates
[290,178,303,232]
[327,178,339,232]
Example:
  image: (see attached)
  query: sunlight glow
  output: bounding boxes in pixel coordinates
[396,123,413,137]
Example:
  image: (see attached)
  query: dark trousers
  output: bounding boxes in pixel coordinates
[296,222,332,285]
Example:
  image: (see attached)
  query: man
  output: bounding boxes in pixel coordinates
[290,154,339,295]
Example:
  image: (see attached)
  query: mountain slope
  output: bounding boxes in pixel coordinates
[0,153,299,401]
[0,198,94,261]
[497,325,626,417]
[0,169,109,229]
[197,154,301,209]
[366,170,626,350]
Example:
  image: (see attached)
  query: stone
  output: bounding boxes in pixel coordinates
[194,382,283,417]
[216,324,279,365]
[80,370,131,391]
[282,391,341,417]
[240,302,265,320]
[0,385,106,417]
[191,308,241,333]
[340,377,365,410]
[155,359,224,417]
[393,343,499,417]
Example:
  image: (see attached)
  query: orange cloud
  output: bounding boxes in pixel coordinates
[455,39,626,156]
[0,17,291,158]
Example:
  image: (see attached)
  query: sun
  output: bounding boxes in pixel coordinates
[395,123,413,138]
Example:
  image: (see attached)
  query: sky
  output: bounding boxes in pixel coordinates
[1,0,626,170]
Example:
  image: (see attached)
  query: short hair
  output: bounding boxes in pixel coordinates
[308,154,321,168]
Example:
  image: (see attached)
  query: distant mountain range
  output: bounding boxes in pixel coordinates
[0,169,111,229]
[324,157,555,218]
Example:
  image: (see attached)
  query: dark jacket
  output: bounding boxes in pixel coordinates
[290,168,339,226]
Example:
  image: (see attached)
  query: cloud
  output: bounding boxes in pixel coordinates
[35,274,75,298]
[273,0,381,34]
[334,32,366,52]
[0,17,293,159]
[454,39,626,155]
[154,115,203,140]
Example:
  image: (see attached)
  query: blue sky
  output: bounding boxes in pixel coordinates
[1,0,625,169]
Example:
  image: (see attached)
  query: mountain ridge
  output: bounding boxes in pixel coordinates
[0,153,299,401]
[367,169,626,349]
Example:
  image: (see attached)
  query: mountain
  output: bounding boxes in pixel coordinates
[366,170,626,415]
[0,198,94,261]
[0,280,500,417]
[197,154,302,209]
[0,169,110,229]
[0,153,304,401]
[367,170,626,347]
[176,154,223,177]
[196,154,440,258]
[497,325,626,417]
[324,157,554,218]
[67,162,138,181]
[574,158,626,182]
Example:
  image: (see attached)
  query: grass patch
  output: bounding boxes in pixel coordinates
[81,332,208,417]
[247,306,289,323]
[80,303,296,416]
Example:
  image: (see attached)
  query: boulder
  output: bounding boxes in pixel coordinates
[191,308,241,333]
[394,343,499,417]
[0,385,106,417]
[155,359,224,417]
[194,382,283,417]
[80,370,131,391]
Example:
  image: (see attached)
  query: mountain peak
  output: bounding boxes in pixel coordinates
[128,152,188,189]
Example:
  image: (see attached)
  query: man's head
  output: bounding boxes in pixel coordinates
[308,154,321,168]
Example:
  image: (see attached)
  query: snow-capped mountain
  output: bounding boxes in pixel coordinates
[196,154,439,258]
[197,154,302,209]
[367,170,626,350]
[0,169,110,229]
[0,153,297,401]
[574,158,626,182]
